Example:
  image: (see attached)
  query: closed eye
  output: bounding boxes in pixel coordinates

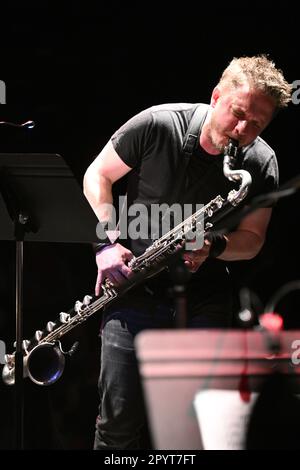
[233,110,244,119]
[233,109,262,130]
[252,121,262,130]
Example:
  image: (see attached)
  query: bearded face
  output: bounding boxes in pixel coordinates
[205,83,276,153]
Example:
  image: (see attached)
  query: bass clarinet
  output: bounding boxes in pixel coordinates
[2,138,252,386]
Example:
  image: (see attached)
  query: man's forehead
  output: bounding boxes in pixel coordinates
[230,86,275,120]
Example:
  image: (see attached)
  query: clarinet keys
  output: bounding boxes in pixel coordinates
[46,321,56,332]
[59,312,71,323]
[35,330,43,341]
[83,295,92,306]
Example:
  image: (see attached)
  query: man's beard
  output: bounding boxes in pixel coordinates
[208,128,226,153]
[207,115,228,153]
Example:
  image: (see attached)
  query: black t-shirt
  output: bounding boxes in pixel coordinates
[110,103,279,302]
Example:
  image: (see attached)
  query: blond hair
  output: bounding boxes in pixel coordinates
[218,55,292,109]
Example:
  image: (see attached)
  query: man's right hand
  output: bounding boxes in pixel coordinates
[95,243,134,296]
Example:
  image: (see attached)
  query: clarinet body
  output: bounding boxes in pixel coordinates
[2,139,252,386]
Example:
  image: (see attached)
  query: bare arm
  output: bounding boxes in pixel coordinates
[83,139,132,222]
[218,207,272,261]
[183,207,272,272]
[83,140,134,295]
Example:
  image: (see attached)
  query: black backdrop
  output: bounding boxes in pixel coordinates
[0,1,300,449]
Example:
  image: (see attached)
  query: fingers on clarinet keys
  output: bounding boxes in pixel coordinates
[104,279,114,289]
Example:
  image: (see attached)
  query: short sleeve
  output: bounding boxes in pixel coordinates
[111,108,155,168]
[240,138,279,207]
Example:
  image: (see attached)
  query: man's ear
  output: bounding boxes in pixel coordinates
[211,86,221,108]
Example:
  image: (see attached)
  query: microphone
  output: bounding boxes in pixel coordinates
[249,174,300,208]
[264,280,300,314]
[0,120,35,129]
[210,173,300,239]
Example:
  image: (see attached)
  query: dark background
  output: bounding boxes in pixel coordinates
[0,1,300,449]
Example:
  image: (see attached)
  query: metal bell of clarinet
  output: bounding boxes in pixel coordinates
[1,296,88,386]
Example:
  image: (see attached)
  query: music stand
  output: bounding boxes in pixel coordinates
[135,329,300,450]
[0,153,99,449]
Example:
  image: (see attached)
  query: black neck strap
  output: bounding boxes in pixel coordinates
[182,103,210,156]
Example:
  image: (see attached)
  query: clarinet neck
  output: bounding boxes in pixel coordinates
[223,139,252,206]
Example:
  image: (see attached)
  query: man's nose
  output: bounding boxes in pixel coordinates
[234,120,247,135]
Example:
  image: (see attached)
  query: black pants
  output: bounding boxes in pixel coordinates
[93,286,232,450]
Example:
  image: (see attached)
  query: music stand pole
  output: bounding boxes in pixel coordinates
[0,170,36,449]
[15,234,24,449]
[15,212,35,449]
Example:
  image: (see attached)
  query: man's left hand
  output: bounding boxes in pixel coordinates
[182,239,211,273]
